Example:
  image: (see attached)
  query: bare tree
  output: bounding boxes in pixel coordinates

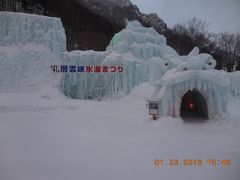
[214,32,240,71]
[185,17,211,48]
[186,17,209,37]
[171,17,212,55]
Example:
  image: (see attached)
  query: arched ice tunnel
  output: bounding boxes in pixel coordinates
[180,89,208,122]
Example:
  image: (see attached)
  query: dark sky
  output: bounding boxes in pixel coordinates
[131,0,240,33]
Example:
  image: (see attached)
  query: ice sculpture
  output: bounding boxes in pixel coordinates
[149,49,231,119]
[229,71,240,96]
[61,20,178,99]
[0,44,61,93]
[0,12,66,54]
[0,12,64,93]
[0,12,238,119]
[61,50,107,99]
[153,70,230,119]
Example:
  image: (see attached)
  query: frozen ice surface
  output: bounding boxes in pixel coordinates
[229,71,240,96]
[107,21,178,58]
[0,12,185,100]
[61,20,179,99]
[0,12,66,53]
[0,44,61,93]
[61,50,107,99]
[147,57,172,81]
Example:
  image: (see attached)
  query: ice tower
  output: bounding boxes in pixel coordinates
[61,21,179,99]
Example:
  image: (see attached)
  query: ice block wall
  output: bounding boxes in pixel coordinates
[60,21,178,99]
[0,45,61,93]
[229,72,240,96]
[0,12,66,53]
[60,51,148,99]
[0,12,64,93]
[60,51,106,99]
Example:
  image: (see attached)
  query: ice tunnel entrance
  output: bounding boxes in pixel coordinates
[180,89,208,122]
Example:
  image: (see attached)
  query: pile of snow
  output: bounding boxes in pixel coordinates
[0,12,66,53]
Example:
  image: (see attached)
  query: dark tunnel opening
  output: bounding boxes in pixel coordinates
[180,89,208,122]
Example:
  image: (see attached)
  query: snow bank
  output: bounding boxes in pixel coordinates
[0,12,66,53]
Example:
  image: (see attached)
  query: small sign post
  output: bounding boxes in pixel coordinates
[148,100,159,120]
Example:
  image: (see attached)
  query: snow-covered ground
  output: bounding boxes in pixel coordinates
[0,11,239,180]
[0,83,239,180]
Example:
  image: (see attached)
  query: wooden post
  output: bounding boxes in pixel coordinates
[152,115,157,120]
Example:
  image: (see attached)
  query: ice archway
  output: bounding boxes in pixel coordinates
[180,89,208,121]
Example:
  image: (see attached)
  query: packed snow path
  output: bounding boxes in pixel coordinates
[0,84,239,180]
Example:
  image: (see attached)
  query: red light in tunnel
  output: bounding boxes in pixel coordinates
[189,102,194,109]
